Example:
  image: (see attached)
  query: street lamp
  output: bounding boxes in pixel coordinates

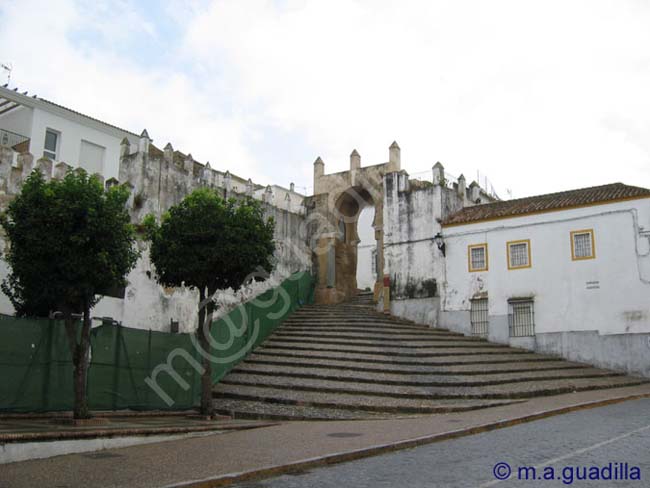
[434,232,446,257]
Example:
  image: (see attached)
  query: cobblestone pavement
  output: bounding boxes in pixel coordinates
[234,398,650,488]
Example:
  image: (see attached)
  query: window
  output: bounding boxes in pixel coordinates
[468,243,488,272]
[79,140,106,174]
[507,239,531,269]
[43,129,59,160]
[508,298,535,337]
[571,229,595,260]
[470,297,489,337]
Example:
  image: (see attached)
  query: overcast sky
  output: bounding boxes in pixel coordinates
[1,0,649,198]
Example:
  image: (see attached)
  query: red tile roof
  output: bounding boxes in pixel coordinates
[443,183,650,226]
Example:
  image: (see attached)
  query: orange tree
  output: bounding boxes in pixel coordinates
[1,170,138,418]
[144,189,275,415]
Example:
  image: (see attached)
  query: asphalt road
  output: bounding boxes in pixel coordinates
[236,398,650,488]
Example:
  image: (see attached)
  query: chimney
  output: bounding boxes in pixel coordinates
[432,162,445,186]
[350,149,360,170]
[388,141,401,170]
[457,174,466,199]
[289,182,295,192]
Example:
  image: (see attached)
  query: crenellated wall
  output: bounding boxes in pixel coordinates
[382,164,496,326]
[0,136,311,331]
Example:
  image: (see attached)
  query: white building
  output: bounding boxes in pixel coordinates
[438,183,650,376]
[0,86,139,180]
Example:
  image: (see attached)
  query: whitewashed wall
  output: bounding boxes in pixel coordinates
[440,198,650,337]
[29,108,138,180]
[0,106,33,138]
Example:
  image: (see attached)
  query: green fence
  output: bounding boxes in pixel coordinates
[0,271,313,413]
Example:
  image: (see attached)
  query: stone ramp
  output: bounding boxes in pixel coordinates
[213,292,647,420]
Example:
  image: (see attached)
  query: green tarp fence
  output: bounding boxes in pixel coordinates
[0,271,313,413]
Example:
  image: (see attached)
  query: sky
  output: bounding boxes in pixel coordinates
[1,0,649,198]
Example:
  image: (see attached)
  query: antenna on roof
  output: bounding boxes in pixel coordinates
[1,63,12,85]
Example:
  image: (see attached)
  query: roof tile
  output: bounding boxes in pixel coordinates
[443,183,650,226]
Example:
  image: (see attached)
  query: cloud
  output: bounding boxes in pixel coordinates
[182,0,650,196]
[1,0,649,196]
[0,0,261,182]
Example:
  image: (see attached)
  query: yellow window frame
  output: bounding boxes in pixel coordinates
[507,239,532,270]
[570,229,596,261]
[467,243,489,272]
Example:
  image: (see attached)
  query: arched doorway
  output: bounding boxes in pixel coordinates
[356,206,376,291]
[331,186,376,300]
[307,143,401,304]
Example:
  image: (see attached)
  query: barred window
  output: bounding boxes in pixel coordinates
[508,298,535,337]
[470,298,489,337]
[571,230,595,260]
[468,244,488,272]
[507,240,531,269]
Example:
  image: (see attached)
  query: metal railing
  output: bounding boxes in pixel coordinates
[0,127,29,148]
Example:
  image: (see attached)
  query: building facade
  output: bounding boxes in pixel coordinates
[0,86,139,180]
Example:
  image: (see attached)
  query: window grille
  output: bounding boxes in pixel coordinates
[508,298,535,337]
[470,298,489,337]
[507,240,530,269]
[571,230,595,260]
[468,244,488,272]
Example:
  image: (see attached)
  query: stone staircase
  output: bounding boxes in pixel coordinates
[213,292,646,421]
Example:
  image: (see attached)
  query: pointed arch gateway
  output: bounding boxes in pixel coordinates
[307,143,401,304]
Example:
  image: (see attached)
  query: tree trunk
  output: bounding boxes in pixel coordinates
[62,305,93,419]
[198,288,214,417]
[71,305,93,419]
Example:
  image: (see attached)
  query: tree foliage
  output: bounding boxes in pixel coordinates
[2,170,139,317]
[1,169,139,418]
[146,189,276,292]
[145,188,276,415]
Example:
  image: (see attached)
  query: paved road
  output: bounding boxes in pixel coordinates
[236,398,650,488]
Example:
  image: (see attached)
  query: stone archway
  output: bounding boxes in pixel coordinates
[307,143,401,304]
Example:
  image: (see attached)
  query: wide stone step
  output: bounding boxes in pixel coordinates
[220,373,646,400]
[253,348,553,365]
[283,316,429,326]
[231,363,622,387]
[213,398,393,421]
[280,323,463,335]
[213,384,522,414]
[261,342,519,357]
[244,355,590,375]
[274,325,458,341]
[265,336,502,349]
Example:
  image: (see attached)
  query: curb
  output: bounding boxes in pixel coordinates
[165,392,650,488]
[0,421,278,444]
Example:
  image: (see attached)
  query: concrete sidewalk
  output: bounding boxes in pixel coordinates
[1,384,650,488]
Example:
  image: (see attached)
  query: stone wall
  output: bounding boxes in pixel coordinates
[382,165,495,325]
[0,138,311,331]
